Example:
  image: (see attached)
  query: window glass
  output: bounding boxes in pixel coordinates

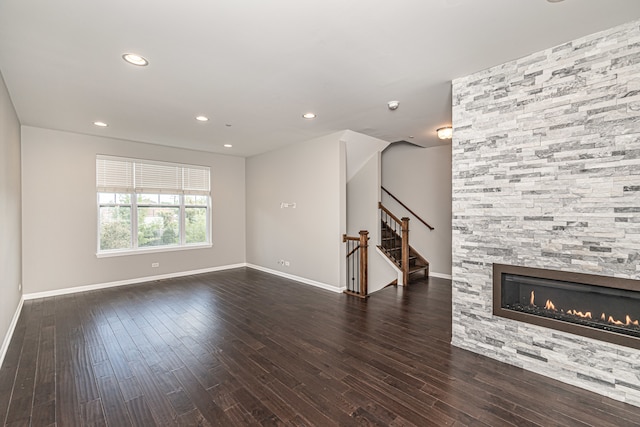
[185,195,208,206]
[99,193,115,204]
[186,207,207,244]
[99,193,132,204]
[160,194,179,205]
[137,194,158,205]
[137,194,180,205]
[138,207,180,247]
[117,193,132,204]
[99,206,132,250]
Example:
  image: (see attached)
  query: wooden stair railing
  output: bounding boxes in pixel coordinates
[379,202,403,262]
[379,202,430,286]
[343,230,369,298]
[381,186,434,230]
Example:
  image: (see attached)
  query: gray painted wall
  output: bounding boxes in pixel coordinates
[0,71,21,360]
[382,143,453,277]
[21,126,246,294]
[347,151,397,293]
[452,20,640,406]
[246,132,345,289]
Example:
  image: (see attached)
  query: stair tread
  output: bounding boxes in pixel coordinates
[379,214,430,281]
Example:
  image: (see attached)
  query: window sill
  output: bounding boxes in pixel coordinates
[96,243,212,258]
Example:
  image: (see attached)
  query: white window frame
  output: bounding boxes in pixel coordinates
[96,155,212,257]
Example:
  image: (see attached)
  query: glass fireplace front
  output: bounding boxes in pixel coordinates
[493,264,640,349]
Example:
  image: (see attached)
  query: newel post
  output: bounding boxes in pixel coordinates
[401,217,410,286]
[359,230,369,296]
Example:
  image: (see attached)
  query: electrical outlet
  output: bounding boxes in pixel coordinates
[285,261,290,267]
[152,262,159,268]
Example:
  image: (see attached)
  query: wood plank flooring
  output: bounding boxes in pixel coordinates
[2,267,640,426]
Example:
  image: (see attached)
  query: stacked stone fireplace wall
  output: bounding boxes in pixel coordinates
[451,20,640,406]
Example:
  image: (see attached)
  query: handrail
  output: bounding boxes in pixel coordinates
[378,206,410,286]
[381,186,434,231]
[378,202,402,225]
[342,234,360,242]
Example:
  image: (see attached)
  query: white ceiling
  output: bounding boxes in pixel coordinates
[1,0,640,157]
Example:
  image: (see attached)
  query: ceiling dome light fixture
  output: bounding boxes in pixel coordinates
[223,144,233,148]
[122,53,149,66]
[302,113,316,119]
[195,115,209,122]
[387,100,399,110]
[93,121,108,127]
[437,126,453,140]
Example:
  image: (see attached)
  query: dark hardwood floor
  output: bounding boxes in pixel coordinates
[2,268,640,426]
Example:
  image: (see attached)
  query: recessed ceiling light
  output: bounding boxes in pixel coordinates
[93,121,108,127]
[302,113,316,119]
[195,115,209,122]
[122,53,149,66]
[223,144,233,148]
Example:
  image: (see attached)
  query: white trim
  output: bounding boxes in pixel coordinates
[23,263,247,300]
[96,243,212,258]
[21,262,345,300]
[375,246,403,286]
[246,264,345,293]
[430,272,453,280]
[0,296,24,369]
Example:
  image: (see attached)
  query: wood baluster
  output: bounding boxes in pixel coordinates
[401,217,410,286]
[359,230,368,296]
[343,232,368,298]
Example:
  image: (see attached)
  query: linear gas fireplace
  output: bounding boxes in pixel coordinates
[493,264,640,350]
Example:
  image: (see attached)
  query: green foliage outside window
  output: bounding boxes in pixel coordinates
[99,206,132,250]
[98,192,209,252]
[138,208,179,247]
[186,207,207,244]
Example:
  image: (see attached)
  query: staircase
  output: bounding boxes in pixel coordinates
[377,196,432,286]
[343,186,433,295]
[379,220,429,281]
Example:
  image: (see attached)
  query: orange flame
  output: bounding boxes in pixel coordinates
[608,315,624,326]
[605,315,640,326]
[530,290,535,306]
[528,295,639,328]
[567,310,592,319]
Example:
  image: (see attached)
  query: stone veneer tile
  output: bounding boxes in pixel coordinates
[452,19,640,406]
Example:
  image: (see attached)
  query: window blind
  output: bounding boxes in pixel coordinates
[96,155,210,195]
[96,156,133,192]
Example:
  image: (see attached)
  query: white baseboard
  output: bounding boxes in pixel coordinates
[13,261,341,367]
[22,263,248,300]
[430,272,453,280]
[0,296,24,369]
[246,264,345,293]
[6,263,341,368]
